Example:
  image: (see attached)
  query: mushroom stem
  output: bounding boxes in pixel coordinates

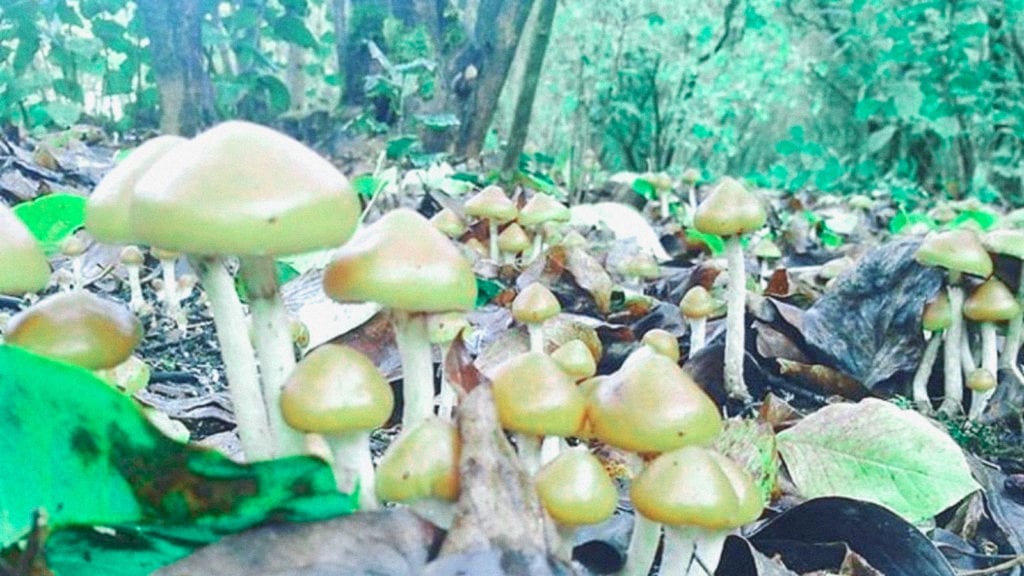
[437,341,457,420]
[1001,265,1024,370]
[937,283,966,416]
[528,323,545,353]
[621,514,661,576]
[239,256,307,457]
[527,232,544,263]
[911,332,942,414]
[723,235,752,401]
[688,317,707,355]
[125,262,146,314]
[688,186,697,216]
[660,194,670,219]
[970,323,998,420]
[960,329,977,373]
[158,254,183,328]
[488,220,500,262]
[515,433,542,475]
[661,525,728,576]
[393,311,434,427]
[539,436,563,466]
[192,257,273,461]
[325,432,378,510]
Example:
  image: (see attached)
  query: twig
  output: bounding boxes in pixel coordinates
[958,554,1024,576]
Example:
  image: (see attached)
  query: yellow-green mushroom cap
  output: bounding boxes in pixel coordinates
[641,329,680,363]
[922,292,951,332]
[630,445,762,529]
[915,229,993,279]
[535,449,617,526]
[586,348,721,453]
[492,351,587,437]
[963,278,1021,323]
[430,208,468,239]
[5,291,141,369]
[322,209,477,313]
[132,121,360,256]
[0,204,51,295]
[967,368,997,393]
[551,339,597,381]
[280,344,394,434]
[498,223,531,255]
[680,285,718,320]
[376,416,460,503]
[681,168,701,185]
[86,135,187,244]
[464,185,517,223]
[518,194,570,228]
[512,282,561,324]
[983,229,1024,260]
[694,177,766,237]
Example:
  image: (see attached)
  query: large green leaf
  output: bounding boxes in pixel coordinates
[0,345,356,574]
[777,398,980,524]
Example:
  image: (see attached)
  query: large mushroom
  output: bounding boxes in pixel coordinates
[693,177,766,401]
[323,208,477,428]
[963,277,1020,419]
[0,203,51,296]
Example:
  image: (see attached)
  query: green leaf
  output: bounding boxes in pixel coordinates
[631,177,656,200]
[685,228,724,255]
[777,398,980,524]
[0,345,356,573]
[273,15,318,49]
[12,193,87,254]
[855,98,882,120]
[867,126,897,153]
[948,209,998,231]
[385,135,420,159]
[40,101,83,127]
[475,277,504,308]
[889,210,936,235]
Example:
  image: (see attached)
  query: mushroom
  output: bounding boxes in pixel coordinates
[963,277,1020,419]
[679,285,718,355]
[511,282,561,353]
[323,208,477,428]
[0,203,51,296]
[982,229,1024,370]
[59,235,87,291]
[639,172,674,219]
[430,208,468,240]
[534,447,617,558]
[376,416,460,529]
[641,328,680,362]
[550,338,597,382]
[5,291,142,370]
[119,246,150,315]
[428,312,471,420]
[752,238,782,281]
[517,193,570,262]
[915,229,993,415]
[497,222,531,265]
[150,247,185,330]
[694,177,766,401]
[681,168,701,216]
[133,121,361,459]
[911,292,950,414]
[464,185,517,262]
[280,344,394,510]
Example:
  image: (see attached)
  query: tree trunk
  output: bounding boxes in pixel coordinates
[330,0,347,108]
[137,0,214,136]
[343,0,389,106]
[500,0,558,177]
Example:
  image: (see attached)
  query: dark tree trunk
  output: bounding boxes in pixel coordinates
[342,0,389,105]
[137,0,214,136]
[500,0,558,177]
[331,0,347,108]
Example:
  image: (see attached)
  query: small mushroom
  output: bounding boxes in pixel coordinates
[680,285,718,355]
[550,338,597,382]
[534,447,617,558]
[497,222,531,265]
[376,416,460,528]
[911,293,950,414]
[511,282,561,353]
[517,193,570,262]
[982,229,1024,369]
[464,185,517,262]
[641,329,680,362]
[963,277,1020,419]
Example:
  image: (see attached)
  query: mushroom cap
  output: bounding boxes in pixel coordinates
[430,208,468,239]
[680,285,718,320]
[586,348,721,453]
[983,229,1024,260]
[497,223,531,254]
[551,339,597,381]
[915,229,993,279]
[518,194,570,228]
[963,278,1021,322]
[966,368,997,393]
[85,135,187,244]
[427,311,470,344]
[614,252,660,279]
[681,168,701,185]
[630,446,763,529]
[753,238,782,259]
[512,282,561,324]
[5,291,141,369]
[323,208,477,312]
[132,121,360,256]
[922,292,951,332]
[119,245,145,267]
[0,204,51,295]
[535,449,617,526]
[492,351,587,437]
[639,172,673,193]
[464,185,517,223]
[694,177,766,237]
[641,329,679,363]
[280,344,394,434]
[375,416,460,503]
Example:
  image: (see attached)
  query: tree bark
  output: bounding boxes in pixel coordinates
[330,0,347,107]
[342,0,389,105]
[137,0,214,136]
[500,0,558,177]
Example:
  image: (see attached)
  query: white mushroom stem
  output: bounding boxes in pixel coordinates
[515,433,542,475]
[661,525,729,576]
[70,254,84,291]
[688,186,698,216]
[488,220,500,262]
[688,317,707,355]
[393,311,434,427]
[436,341,457,420]
[911,332,941,413]
[1001,265,1024,370]
[192,257,273,461]
[621,514,661,576]
[938,283,965,416]
[528,322,545,353]
[659,194,670,219]
[527,231,545,263]
[970,322,999,420]
[159,255,182,326]
[125,262,146,314]
[325,432,378,511]
[539,436,564,466]
[239,256,307,457]
[960,330,978,373]
[723,235,752,401]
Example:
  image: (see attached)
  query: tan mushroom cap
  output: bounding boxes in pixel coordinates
[132,121,360,256]
[535,449,617,526]
[630,446,763,529]
[86,135,187,244]
[967,368,997,393]
[680,285,718,320]
[497,223,531,254]
[430,208,468,239]
[464,185,517,223]
[518,194,570,228]
[681,168,701,185]
[915,229,993,279]
[963,278,1021,322]
[694,177,766,237]
[376,416,460,503]
[5,291,141,369]
[551,339,597,381]
[641,329,680,363]
[280,344,394,434]
[753,238,782,259]
[323,208,477,313]
[119,245,145,266]
[922,292,951,332]
[512,282,561,324]
[0,204,51,295]
[983,229,1024,260]
[492,351,587,437]
[586,348,721,453]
